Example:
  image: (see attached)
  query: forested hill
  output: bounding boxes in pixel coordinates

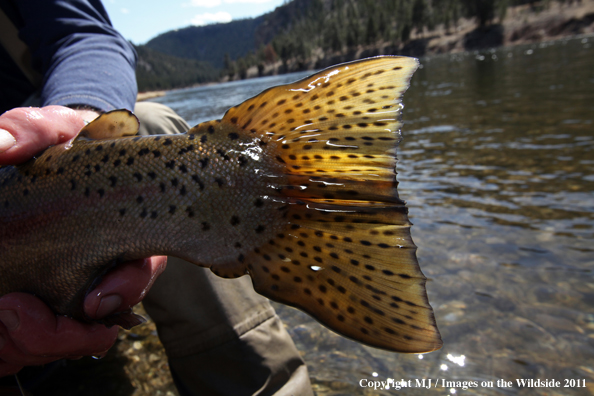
[143,17,264,69]
[136,0,593,91]
[135,45,218,91]
[136,0,317,90]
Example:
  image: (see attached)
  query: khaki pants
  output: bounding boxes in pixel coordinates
[135,102,313,396]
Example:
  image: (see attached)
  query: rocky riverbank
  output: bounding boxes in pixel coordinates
[238,0,594,78]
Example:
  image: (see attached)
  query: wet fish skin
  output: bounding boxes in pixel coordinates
[0,56,442,353]
[0,120,285,321]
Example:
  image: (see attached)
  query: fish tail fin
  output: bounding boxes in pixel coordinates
[220,56,441,353]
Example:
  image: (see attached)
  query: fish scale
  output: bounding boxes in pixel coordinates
[0,56,442,353]
[0,120,287,317]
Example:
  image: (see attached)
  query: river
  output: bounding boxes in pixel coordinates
[146,35,594,395]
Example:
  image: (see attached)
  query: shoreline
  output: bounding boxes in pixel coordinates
[238,0,594,79]
[137,90,166,101]
[139,0,594,97]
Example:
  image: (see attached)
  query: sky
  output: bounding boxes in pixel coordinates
[102,0,288,45]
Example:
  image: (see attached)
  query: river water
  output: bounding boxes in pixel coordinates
[148,36,594,396]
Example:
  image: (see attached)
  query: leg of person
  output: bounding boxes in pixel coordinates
[134,101,191,136]
[134,102,313,396]
[144,258,312,396]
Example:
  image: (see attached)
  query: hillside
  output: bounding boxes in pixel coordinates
[227,0,594,78]
[141,0,317,69]
[135,0,594,90]
[135,45,218,92]
[143,17,265,69]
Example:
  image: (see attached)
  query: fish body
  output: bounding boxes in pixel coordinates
[0,57,442,353]
[1,122,285,316]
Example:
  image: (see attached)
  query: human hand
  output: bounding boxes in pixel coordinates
[0,106,167,376]
[0,257,167,376]
[0,105,90,164]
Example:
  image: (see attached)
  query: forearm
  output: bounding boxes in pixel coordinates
[11,0,138,112]
[40,35,138,112]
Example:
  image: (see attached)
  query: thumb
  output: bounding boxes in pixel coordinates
[0,106,86,165]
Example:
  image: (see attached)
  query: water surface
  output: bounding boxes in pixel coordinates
[152,36,594,395]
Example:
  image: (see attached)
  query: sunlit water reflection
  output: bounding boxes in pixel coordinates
[152,35,594,395]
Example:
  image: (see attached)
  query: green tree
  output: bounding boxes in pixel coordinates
[462,0,509,26]
[394,0,414,42]
[412,0,429,33]
[346,19,361,47]
[365,15,377,44]
[378,11,390,41]
[325,20,344,51]
[223,53,232,71]
[223,53,235,79]
[263,44,277,63]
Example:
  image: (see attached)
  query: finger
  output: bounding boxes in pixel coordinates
[0,330,59,367]
[0,106,85,165]
[0,293,118,362]
[84,256,168,319]
[0,359,23,377]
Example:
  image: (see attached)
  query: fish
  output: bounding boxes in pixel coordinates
[0,56,442,353]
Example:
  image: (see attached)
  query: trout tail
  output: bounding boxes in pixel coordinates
[217,57,441,353]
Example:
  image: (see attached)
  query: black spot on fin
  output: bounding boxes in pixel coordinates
[79,109,140,140]
[198,57,440,353]
[221,55,417,152]
[245,202,442,353]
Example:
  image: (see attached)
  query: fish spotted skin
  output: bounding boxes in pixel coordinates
[0,56,442,353]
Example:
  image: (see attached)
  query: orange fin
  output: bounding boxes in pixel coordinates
[246,203,441,353]
[79,109,139,140]
[219,56,441,353]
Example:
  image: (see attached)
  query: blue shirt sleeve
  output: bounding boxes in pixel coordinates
[15,0,137,112]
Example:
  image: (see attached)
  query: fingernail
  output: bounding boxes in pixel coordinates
[0,310,19,331]
[0,129,16,153]
[96,295,122,318]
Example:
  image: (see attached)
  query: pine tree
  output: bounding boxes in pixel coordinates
[365,15,377,44]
